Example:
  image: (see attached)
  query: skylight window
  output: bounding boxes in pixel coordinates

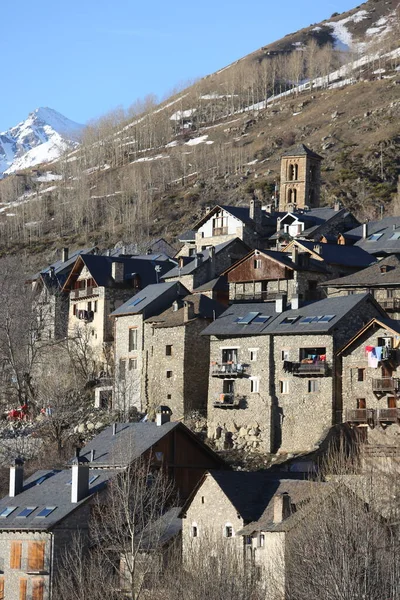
[236,312,260,324]
[17,507,36,518]
[131,297,144,307]
[35,507,56,518]
[282,316,300,324]
[299,316,319,324]
[35,474,52,485]
[0,507,16,518]
[252,315,270,324]
[89,475,99,485]
[367,233,383,242]
[318,315,335,323]
[390,232,400,240]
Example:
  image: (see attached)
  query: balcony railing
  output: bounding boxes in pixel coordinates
[380,298,400,312]
[211,363,248,377]
[212,227,229,236]
[233,291,280,303]
[213,393,244,408]
[293,361,330,376]
[372,377,399,392]
[71,287,99,299]
[346,408,400,425]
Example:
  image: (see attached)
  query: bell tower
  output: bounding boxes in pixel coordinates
[279,144,322,213]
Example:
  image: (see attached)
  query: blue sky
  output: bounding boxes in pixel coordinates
[1,0,357,131]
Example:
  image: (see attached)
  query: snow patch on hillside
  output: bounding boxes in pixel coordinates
[326,9,369,50]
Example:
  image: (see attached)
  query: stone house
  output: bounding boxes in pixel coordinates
[110,282,189,414]
[337,317,400,434]
[162,238,250,292]
[62,254,174,371]
[282,239,375,279]
[144,294,225,420]
[320,255,400,319]
[344,216,400,258]
[222,247,328,304]
[28,247,96,341]
[192,276,229,306]
[202,293,386,454]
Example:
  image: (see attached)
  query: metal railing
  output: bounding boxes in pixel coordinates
[372,377,399,392]
[293,361,330,376]
[211,363,248,377]
[213,393,243,408]
[380,298,400,311]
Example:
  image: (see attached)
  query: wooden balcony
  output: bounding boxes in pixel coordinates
[293,361,330,376]
[346,408,400,425]
[372,377,399,393]
[213,393,244,408]
[211,363,248,377]
[233,291,280,303]
[212,227,229,236]
[380,298,400,312]
[346,409,371,423]
[71,287,99,299]
[378,408,400,423]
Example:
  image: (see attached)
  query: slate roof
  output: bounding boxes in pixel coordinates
[222,249,326,276]
[178,229,196,242]
[202,293,382,337]
[0,468,112,531]
[337,317,400,355]
[110,281,188,318]
[64,254,173,290]
[281,143,323,160]
[347,217,400,256]
[192,276,229,293]
[77,421,223,468]
[145,294,225,328]
[238,480,325,534]
[163,238,248,278]
[286,240,376,268]
[29,247,95,285]
[321,255,400,287]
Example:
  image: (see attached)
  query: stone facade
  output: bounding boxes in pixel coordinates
[113,313,145,413]
[34,283,69,342]
[279,151,321,212]
[327,286,400,320]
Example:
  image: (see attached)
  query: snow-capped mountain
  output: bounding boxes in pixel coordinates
[0,107,84,178]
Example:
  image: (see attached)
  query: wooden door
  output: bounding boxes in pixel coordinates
[388,397,397,408]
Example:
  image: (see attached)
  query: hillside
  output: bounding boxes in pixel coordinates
[0,0,399,259]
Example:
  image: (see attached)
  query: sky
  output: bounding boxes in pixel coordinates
[1,0,358,132]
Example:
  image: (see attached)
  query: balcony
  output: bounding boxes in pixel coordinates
[346,408,400,425]
[233,291,280,303]
[211,363,248,377]
[372,377,399,393]
[292,361,330,376]
[213,393,245,408]
[380,298,400,312]
[378,408,400,423]
[212,227,229,236]
[346,409,371,423]
[71,287,99,299]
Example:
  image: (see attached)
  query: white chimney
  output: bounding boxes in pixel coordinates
[9,458,24,498]
[291,245,298,265]
[112,261,124,283]
[156,405,172,426]
[184,300,195,322]
[71,449,89,503]
[275,294,287,314]
[362,223,368,240]
[291,294,300,310]
[209,246,216,278]
[62,247,69,263]
[273,492,291,524]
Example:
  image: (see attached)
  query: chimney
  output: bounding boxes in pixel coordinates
[156,405,172,426]
[209,246,216,279]
[291,294,300,310]
[362,223,368,240]
[112,423,117,436]
[50,266,56,279]
[313,244,321,255]
[273,492,291,524]
[205,206,211,214]
[172,300,180,312]
[194,253,203,269]
[71,450,89,503]
[9,458,24,498]
[275,293,287,314]
[276,217,281,233]
[334,200,341,212]
[291,245,298,266]
[184,300,195,322]
[90,449,95,462]
[112,261,124,283]
[250,198,262,229]
[62,247,69,263]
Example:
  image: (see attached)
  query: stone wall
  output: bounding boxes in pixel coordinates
[113,313,145,412]
[279,154,321,212]
[327,286,400,320]
[207,335,272,452]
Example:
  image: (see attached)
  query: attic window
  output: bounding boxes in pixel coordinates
[89,475,100,485]
[299,316,319,324]
[0,507,16,518]
[380,265,388,273]
[16,507,36,518]
[282,316,300,324]
[390,232,400,240]
[367,233,383,242]
[252,315,270,324]
[235,312,260,324]
[318,315,335,323]
[131,297,144,307]
[35,507,56,518]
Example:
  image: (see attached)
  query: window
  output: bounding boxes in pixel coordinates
[0,507,16,518]
[249,349,258,361]
[390,232,400,240]
[192,524,198,538]
[367,233,383,242]
[32,578,44,600]
[89,476,99,485]
[128,328,138,351]
[222,348,238,363]
[166,370,172,379]
[10,541,22,569]
[387,289,394,298]
[357,368,365,382]
[250,378,260,393]
[128,358,137,371]
[253,315,270,324]
[28,542,45,572]
[17,507,36,518]
[201,496,205,504]
[282,316,299,324]
[224,525,233,538]
[119,359,126,381]
[254,259,262,269]
[282,350,289,361]
[259,534,265,547]
[236,312,260,325]
[19,578,27,600]
[166,345,172,356]
[167,394,171,399]
[280,380,289,394]
[93,300,97,313]
[308,380,320,393]
[35,507,56,518]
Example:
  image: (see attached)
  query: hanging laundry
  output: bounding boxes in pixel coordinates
[375,346,383,361]
[365,345,374,355]
[367,350,379,368]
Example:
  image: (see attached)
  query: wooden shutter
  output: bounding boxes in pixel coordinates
[10,541,22,569]
[32,578,44,600]
[0,578,4,600]
[28,542,45,572]
[19,579,27,600]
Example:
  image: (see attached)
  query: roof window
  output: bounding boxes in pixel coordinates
[252,315,270,324]
[131,297,144,307]
[390,232,400,240]
[318,314,335,323]
[367,233,383,242]
[299,316,319,324]
[36,507,56,518]
[282,316,300,324]
[89,475,100,485]
[16,507,37,518]
[235,312,260,324]
[0,507,16,518]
